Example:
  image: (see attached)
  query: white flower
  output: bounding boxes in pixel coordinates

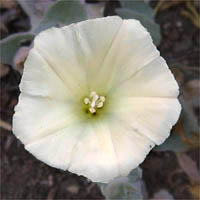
[13,16,181,183]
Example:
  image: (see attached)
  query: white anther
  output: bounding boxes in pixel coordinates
[89,107,96,114]
[97,102,103,108]
[84,98,90,105]
[90,91,96,97]
[100,96,105,102]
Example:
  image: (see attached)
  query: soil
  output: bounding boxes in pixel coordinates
[1,0,199,199]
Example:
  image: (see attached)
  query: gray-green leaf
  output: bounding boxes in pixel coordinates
[154,97,198,152]
[0,32,34,65]
[98,168,143,200]
[119,0,154,20]
[17,0,54,31]
[35,0,87,34]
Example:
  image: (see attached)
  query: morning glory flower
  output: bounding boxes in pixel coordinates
[13,16,181,183]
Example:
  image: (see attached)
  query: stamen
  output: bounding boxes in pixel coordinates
[89,107,96,114]
[90,91,96,97]
[93,94,99,102]
[100,96,105,102]
[97,102,103,108]
[84,98,90,105]
[91,100,96,108]
[84,91,106,114]
[91,94,99,108]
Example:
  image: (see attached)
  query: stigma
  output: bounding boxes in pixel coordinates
[84,91,106,114]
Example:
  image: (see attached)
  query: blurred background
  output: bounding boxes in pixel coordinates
[0,0,199,199]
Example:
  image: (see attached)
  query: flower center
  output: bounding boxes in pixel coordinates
[84,91,106,114]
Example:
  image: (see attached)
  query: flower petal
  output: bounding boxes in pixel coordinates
[34,16,123,93]
[33,26,88,95]
[67,119,155,182]
[20,49,73,100]
[68,122,120,183]
[13,94,79,144]
[23,121,121,183]
[107,119,155,176]
[111,56,179,98]
[110,97,181,145]
[91,19,160,92]
[25,123,84,170]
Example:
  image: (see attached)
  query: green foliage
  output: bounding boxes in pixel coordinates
[154,97,199,152]
[116,0,161,46]
[35,0,87,33]
[154,130,189,152]
[120,0,154,20]
[1,0,87,66]
[18,0,53,32]
[98,168,143,200]
[0,32,34,65]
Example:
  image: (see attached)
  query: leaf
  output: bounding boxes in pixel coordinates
[98,168,143,200]
[119,0,154,20]
[17,0,54,31]
[180,97,199,134]
[35,0,87,34]
[154,131,189,152]
[128,167,142,183]
[154,97,199,152]
[0,32,34,66]
[116,8,161,46]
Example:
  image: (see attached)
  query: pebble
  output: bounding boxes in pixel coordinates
[66,184,80,194]
[176,21,182,28]
[152,189,174,200]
